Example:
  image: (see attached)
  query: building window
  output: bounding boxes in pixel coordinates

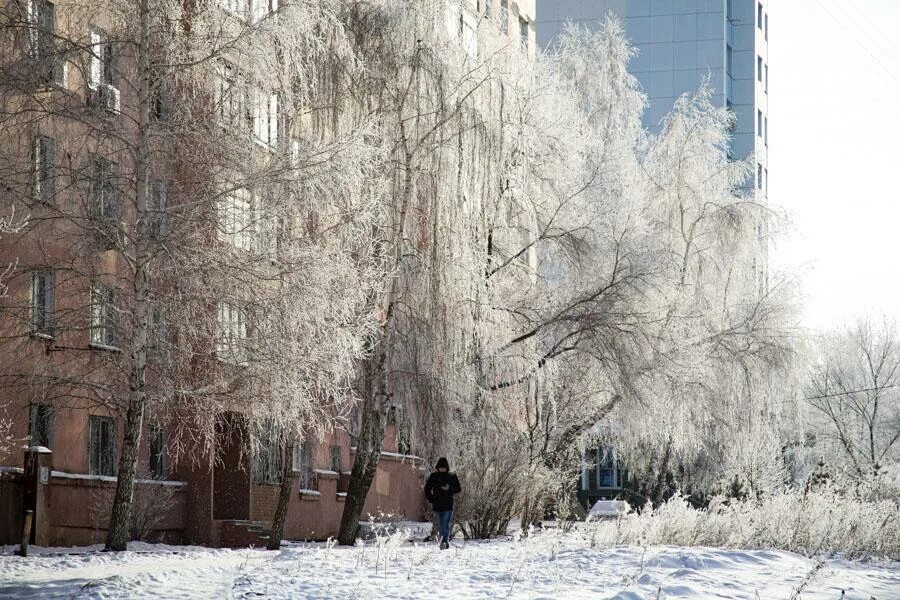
[758,2,763,29]
[88,415,116,476]
[86,27,120,112]
[149,424,165,479]
[483,0,492,18]
[582,446,626,493]
[216,301,248,363]
[220,0,247,19]
[149,180,168,237]
[499,0,508,34]
[90,282,119,348]
[726,0,733,21]
[757,163,764,190]
[90,157,119,222]
[88,26,115,89]
[292,441,314,489]
[765,168,769,193]
[150,74,169,121]
[598,447,617,487]
[519,17,529,53]
[757,110,763,137]
[31,269,54,335]
[28,0,64,85]
[28,404,53,448]
[757,56,763,82]
[252,90,279,149]
[251,0,278,23]
[765,64,768,93]
[765,14,769,41]
[764,117,768,146]
[217,188,256,251]
[215,61,248,129]
[329,445,341,472]
[146,306,168,360]
[33,136,55,204]
[253,428,282,485]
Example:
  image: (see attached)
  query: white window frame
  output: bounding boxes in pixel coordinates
[88,415,116,476]
[28,0,66,85]
[292,441,314,489]
[220,0,248,19]
[88,26,114,90]
[31,269,54,336]
[91,156,119,221]
[252,89,279,149]
[518,16,529,53]
[33,136,55,204]
[216,301,248,364]
[217,188,255,251]
[90,282,119,349]
[215,61,250,130]
[251,0,279,23]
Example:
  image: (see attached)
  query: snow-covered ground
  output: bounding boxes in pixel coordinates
[1,532,897,599]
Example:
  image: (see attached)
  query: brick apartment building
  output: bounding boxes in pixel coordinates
[0,0,428,548]
[0,0,535,548]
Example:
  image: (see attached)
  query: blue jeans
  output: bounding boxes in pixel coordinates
[436,510,453,544]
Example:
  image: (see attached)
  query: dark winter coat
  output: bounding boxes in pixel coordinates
[424,471,461,512]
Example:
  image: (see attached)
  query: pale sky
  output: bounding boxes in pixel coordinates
[770,0,900,330]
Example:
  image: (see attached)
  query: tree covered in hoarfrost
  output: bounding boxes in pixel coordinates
[0,0,383,550]
[0,206,25,454]
[804,317,900,480]
[145,1,384,550]
[596,85,800,504]
[451,18,800,527]
[322,6,801,539]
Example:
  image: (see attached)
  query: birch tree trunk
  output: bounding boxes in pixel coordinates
[267,442,297,550]
[338,383,386,545]
[105,0,151,551]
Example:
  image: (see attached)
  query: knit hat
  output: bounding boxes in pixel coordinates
[435,457,450,470]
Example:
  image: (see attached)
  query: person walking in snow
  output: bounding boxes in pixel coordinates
[424,457,461,550]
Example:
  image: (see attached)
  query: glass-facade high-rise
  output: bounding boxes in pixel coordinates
[537,0,769,198]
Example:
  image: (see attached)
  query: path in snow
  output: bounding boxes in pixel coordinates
[0,537,897,599]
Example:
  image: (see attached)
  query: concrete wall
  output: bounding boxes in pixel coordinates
[247,451,426,542]
[0,470,186,547]
[44,475,186,546]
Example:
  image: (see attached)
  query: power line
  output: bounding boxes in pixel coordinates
[804,382,900,401]
[803,0,900,90]
[823,1,900,60]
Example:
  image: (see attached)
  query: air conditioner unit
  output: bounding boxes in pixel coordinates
[91,83,120,114]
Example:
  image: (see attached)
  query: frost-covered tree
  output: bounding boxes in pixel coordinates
[0,0,381,550]
[455,20,800,521]
[328,9,801,540]
[0,205,25,454]
[805,317,900,479]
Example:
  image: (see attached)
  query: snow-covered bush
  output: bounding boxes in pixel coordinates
[585,482,900,560]
[453,433,529,539]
